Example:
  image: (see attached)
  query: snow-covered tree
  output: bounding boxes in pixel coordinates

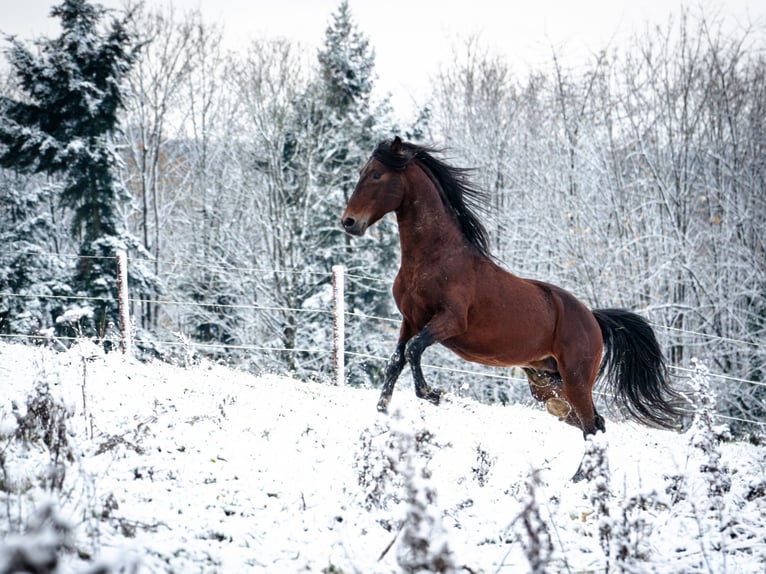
[169,18,245,352]
[223,3,397,377]
[0,0,150,337]
[0,170,69,336]
[315,0,390,269]
[234,37,329,372]
[121,4,199,331]
[317,0,375,114]
[315,0,399,384]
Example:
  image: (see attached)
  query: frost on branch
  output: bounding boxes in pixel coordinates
[353,411,456,572]
[688,358,731,512]
[514,469,553,573]
[394,422,456,573]
[580,433,612,564]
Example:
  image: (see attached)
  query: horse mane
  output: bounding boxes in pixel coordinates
[372,139,493,259]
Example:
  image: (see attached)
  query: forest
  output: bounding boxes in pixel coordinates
[0,0,764,434]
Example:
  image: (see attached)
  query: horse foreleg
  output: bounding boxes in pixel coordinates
[377,341,407,413]
[404,327,444,406]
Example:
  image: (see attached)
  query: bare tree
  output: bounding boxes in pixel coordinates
[234,38,326,371]
[122,4,197,329]
[427,11,766,426]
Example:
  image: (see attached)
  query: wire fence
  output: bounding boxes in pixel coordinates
[2,251,764,429]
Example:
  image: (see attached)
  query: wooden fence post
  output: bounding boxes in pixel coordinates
[332,265,345,385]
[116,250,132,356]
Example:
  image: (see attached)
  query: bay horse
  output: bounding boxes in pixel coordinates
[341,137,684,471]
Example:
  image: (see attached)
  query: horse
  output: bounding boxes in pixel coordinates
[340,136,685,476]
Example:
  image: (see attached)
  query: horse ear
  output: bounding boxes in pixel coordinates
[391,136,403,154]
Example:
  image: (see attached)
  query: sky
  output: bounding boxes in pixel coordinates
[3,0,765,118]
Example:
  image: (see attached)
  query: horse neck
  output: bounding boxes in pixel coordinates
[394,165,465,264]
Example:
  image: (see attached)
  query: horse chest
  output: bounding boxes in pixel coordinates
[393,267,465,327]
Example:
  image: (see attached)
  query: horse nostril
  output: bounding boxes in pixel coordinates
[342,217,356,230]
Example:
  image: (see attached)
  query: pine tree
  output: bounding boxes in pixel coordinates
[317,0,375,116]
[0,171,68,336]
[316,0,383,202]
[0,0,150,337]
[315,1,399,385]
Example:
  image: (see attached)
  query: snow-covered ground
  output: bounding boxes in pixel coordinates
[0,340,764,573]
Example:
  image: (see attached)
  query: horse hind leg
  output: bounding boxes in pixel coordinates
[558,365,607,482]
[560,374,605,437]
[524,367,580,427]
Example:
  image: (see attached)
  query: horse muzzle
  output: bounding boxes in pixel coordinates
[341,215,368,236]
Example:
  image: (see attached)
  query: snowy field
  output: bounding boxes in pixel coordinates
[0,340,764,573]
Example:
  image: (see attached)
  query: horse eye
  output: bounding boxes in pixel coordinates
[372,171,382,180]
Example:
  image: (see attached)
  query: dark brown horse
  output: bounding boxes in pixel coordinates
[341,137,684,457]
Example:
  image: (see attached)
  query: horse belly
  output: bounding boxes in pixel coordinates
[457,280,559,364]
[442,343,521,367]
[442,324,554,368]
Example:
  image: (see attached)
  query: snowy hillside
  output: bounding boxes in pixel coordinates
[0,340,764,573]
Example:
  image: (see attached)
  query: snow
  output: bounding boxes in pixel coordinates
[0,340,764,573]
[54,307,93,326]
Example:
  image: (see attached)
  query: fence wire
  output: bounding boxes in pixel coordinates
[2,251,764,428]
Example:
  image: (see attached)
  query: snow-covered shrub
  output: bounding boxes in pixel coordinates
[580,435,664,572]
[688,358,731,513]
[393,421,455,573]
[580,433,612,564]
[5,373,74,493]
[353,411,455,571]
[471,444,494,487]
[0,371,90,571]
[612,489,660,570]
[0,504,71,574]
[354,412,440,520]
[664,472,688,505]
[354,420,400,523]
[685,358,740,572]
[54,307,94,342]
[171,330,198,367]
[514,469,553,573]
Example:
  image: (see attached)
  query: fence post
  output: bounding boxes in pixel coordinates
[332,264,345,385]
[116,250,132,356]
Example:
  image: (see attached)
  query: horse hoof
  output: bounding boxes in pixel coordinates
[545,397,571,420]
[376,398,390,414]
[426,388,444,406]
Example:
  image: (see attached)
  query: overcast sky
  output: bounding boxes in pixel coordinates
[3,0,764,119]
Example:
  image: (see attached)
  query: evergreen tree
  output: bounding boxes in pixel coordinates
[238,4,395,378]
[316,0,381,196]
[315,1,399,385]
[317,0,375,116]
[0,171,69,336]
[0,0,152,338]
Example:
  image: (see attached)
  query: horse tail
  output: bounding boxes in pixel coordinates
[592,308,685,430]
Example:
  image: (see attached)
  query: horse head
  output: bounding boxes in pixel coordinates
[341,136,406,236]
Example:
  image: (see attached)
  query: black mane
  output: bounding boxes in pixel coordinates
[373,139,493,259]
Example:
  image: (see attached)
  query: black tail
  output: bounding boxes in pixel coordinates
[593,309,685,429]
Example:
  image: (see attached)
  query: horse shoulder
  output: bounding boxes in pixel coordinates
[392,256,477,331]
